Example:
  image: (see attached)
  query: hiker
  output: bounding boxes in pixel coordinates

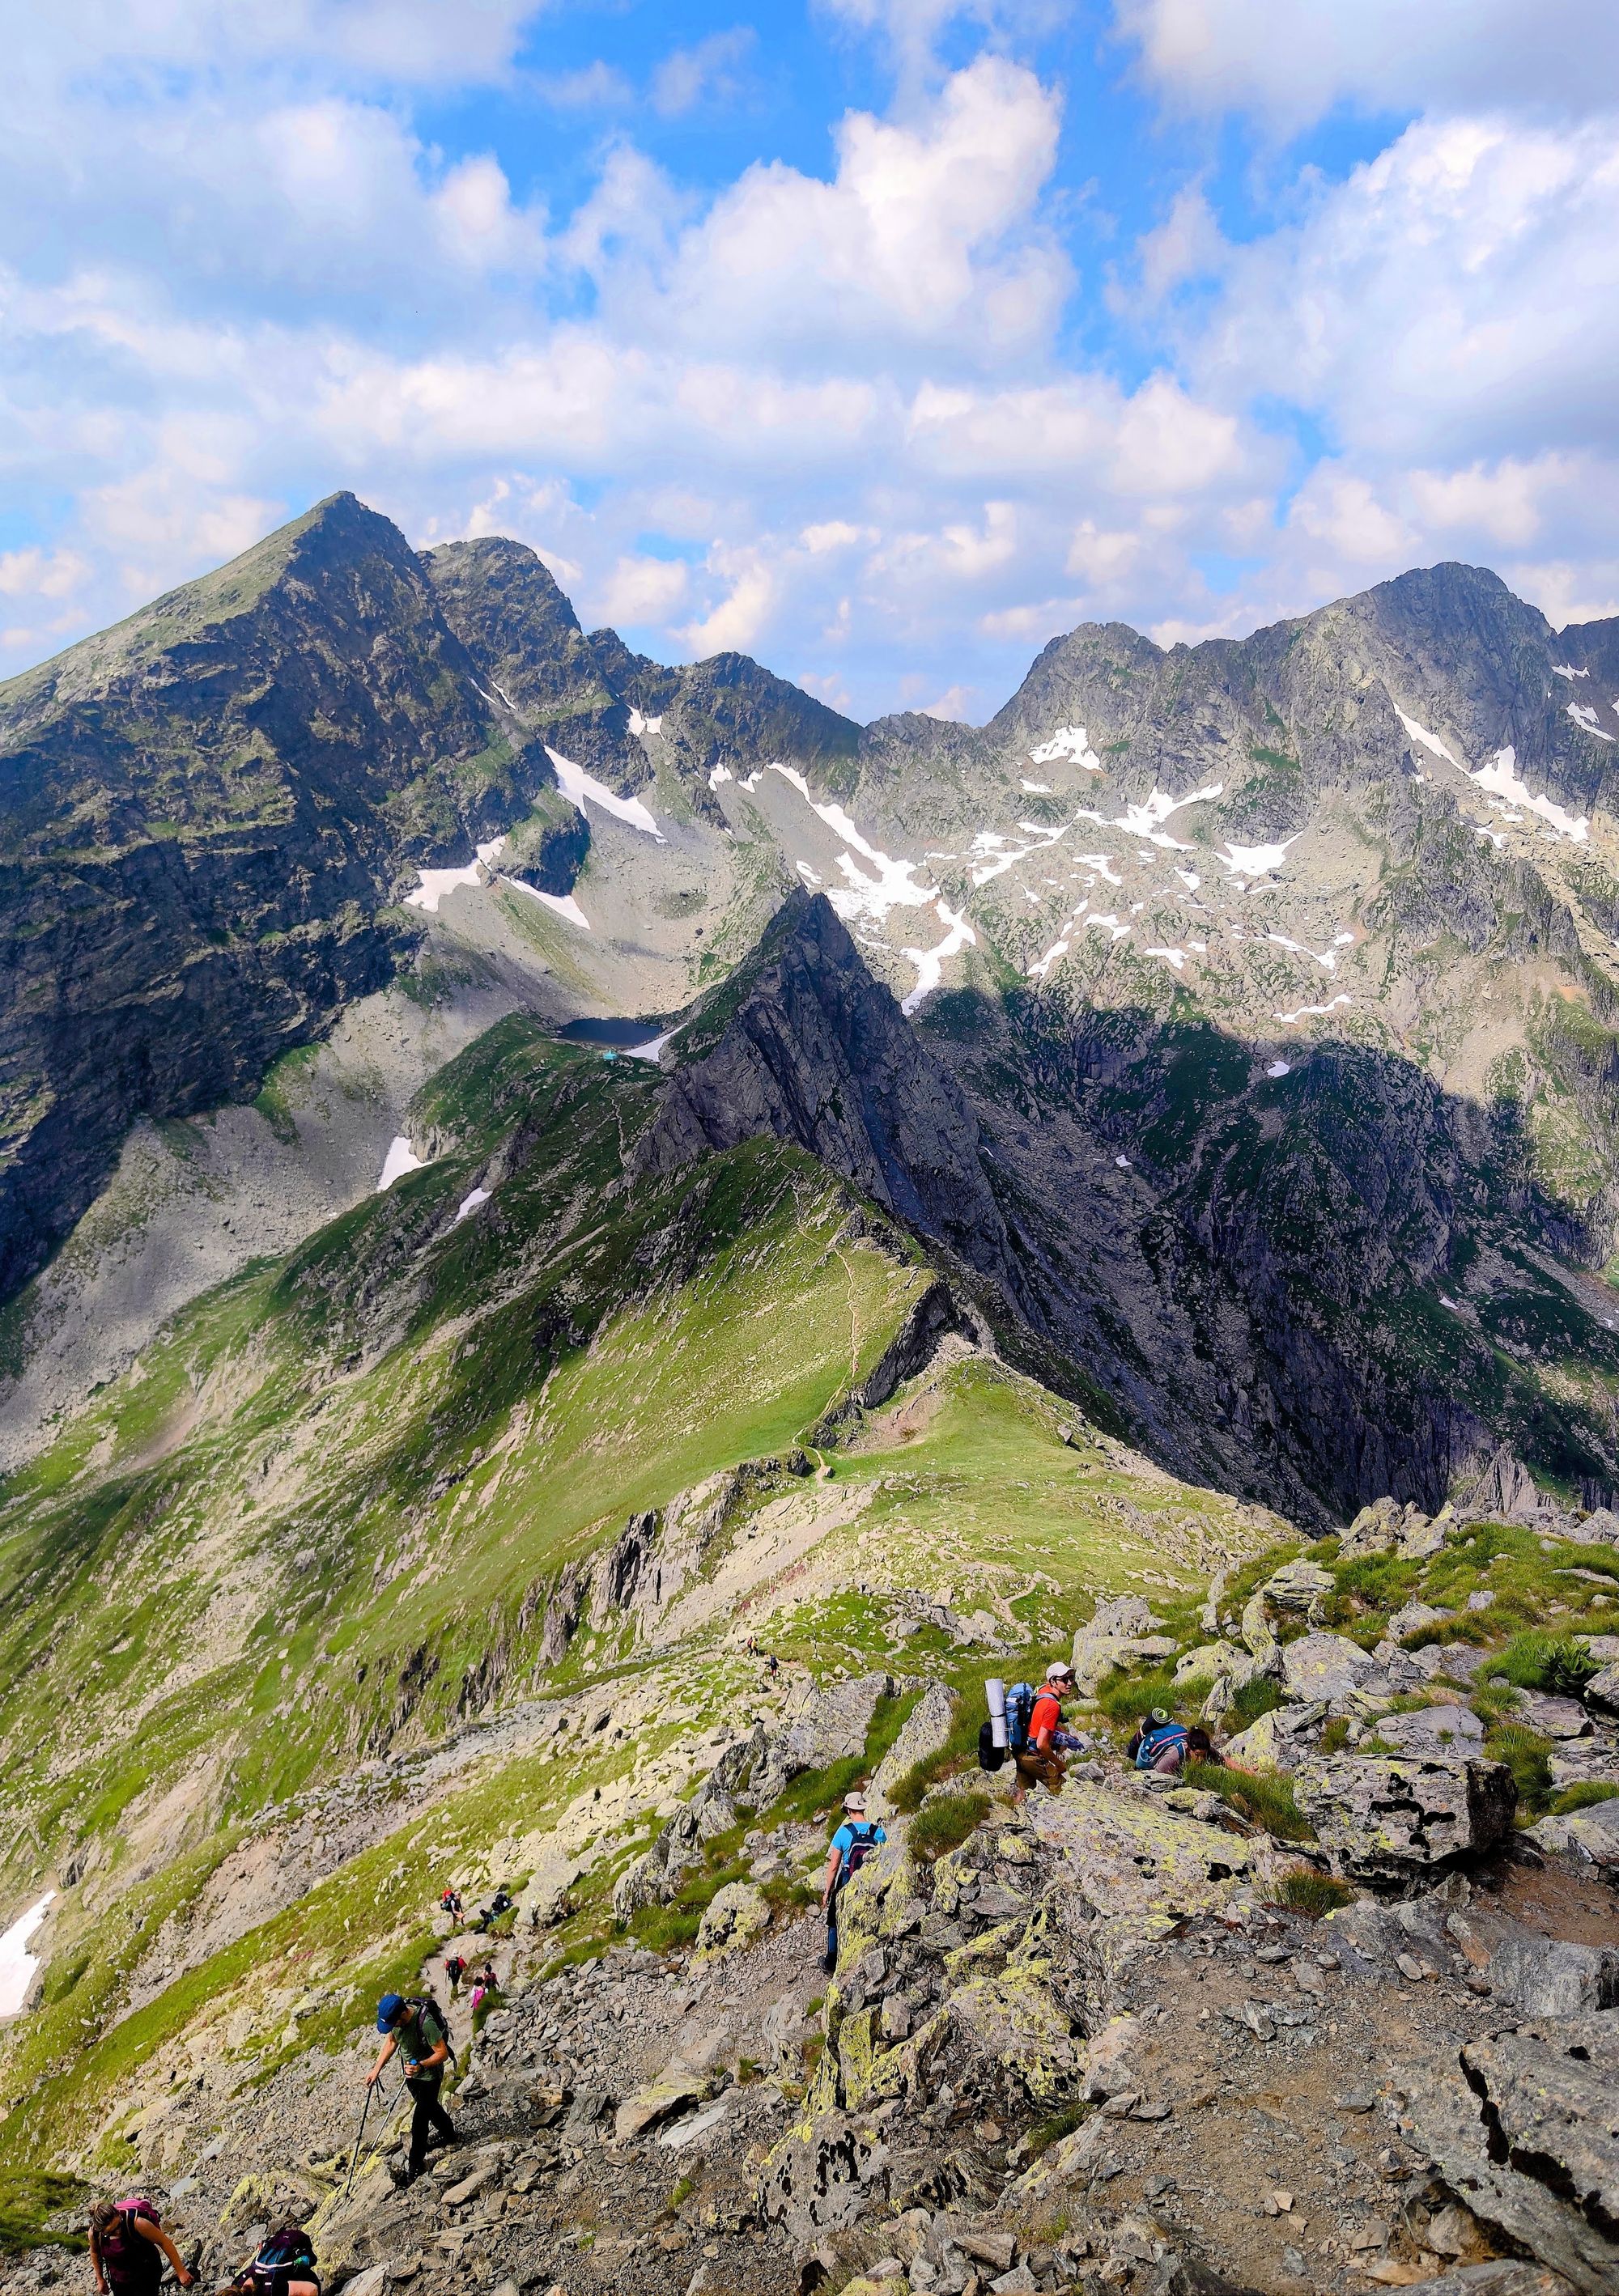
[470,1963,498,2014]
[220,2221,319,2296]
[88,2196,195,2293]
[444,1951,467,1997]
[1128,1708,1190,1773]
[471,1886,513,1933]
[820,1791,885,1974]
[1012,1661,1073,1803]
[369,1990,455,2183]
[439,1886,463,1921]
[1185,1725,1222,1766]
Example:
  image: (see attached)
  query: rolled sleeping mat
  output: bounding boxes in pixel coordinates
[986,1677,1008,1750]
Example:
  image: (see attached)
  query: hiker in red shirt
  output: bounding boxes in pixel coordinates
[1013,1661,1073,1804]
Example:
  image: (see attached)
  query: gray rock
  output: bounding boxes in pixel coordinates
[758,2110,890,2240]
[1400,2268,1580,2294]
[1517,1693,1591,1740]
[1281,1632,1382,1709]
[1375,1704,1485,1759]
[1525,1796,1619,1874]
[1388,1602,1452,1641]
[1568,1509,1619,1548]
[1261,1559,1336,1622]
[751,1670,894,1806]
[1293,1751,1517,1882]
[1585,1665,1619,1719]
[869,1680,955,1817]
[1222,1702,1328,1773]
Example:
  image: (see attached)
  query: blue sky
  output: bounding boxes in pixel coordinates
[3,0,1619,721]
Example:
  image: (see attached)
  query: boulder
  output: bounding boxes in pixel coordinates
[869,1681,954,1817]
[1526,1796,1619,1875]
[695,1881,770,1961]
[1375,1704,1485,1759]
[1281,1632,1382,1709]
[758,2108,890,2242]
[1070,1596,1167,1693]
[1222,1702,1328,1774]
[1341,1498,1405,1559]
[1388,1602,1452,1642]
[1400,2018,1619,2296]
[1568,1509,1619,1547]
[1585,1665,1619,1719]
[1516,1693,1591,1740]
[1293,1752,1516,1883]
[614,2072,708,2143]
[1261,1559,1336,1623]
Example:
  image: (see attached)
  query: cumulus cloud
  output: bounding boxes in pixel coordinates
[652,28,755,117]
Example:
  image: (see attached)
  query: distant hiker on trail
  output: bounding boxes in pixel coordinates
[88,2196,194,2293]
[444,1952,467,1997]
[472,1886,513,1933]
[820,1791,885,1974]
[1011,1661,1073,1804]
[369,1990,455,2183]
[220,2220,319,2296]
[439,1886,463,1922]
[470,1963,498,2014]
[1128,1708,1190,1774]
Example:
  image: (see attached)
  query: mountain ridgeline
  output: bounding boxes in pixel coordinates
[7,492,1619,1539]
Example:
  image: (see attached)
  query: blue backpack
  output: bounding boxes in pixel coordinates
[247,2225,318,2296]
[1005,1683,1037,1755]
[1135,1721,1188,1771]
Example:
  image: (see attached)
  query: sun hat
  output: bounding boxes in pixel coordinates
[843,1791,867,1813]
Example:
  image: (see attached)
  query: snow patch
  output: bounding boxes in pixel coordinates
[623,1030,678,1063]
[1077,852,1123,885]
[1567,702,1613,741]
[404,856,485,912]
[546,746,663,841]
[1396,710,1462,767]
[1020,779,1052,793]
[453,1186,491,1225]
[0,1895,53,2018]
[503,880,592,929]
[742,762,937,919]
[1030,726,1103,771]
[1175,869,1200,891]
[1274,994,1352,1026]
[709,764,733,788]
[1217,836,1298,879]
[1552,664,1589,681]
[376,1136,426,1192]
[1472,746,1587,842]
[1266,931,1345,974]
[901,901,977,1015]
[796,860,822,885]
[1114,1155,1131,1169]
[1086,911,1131,942]
[1265,1060,1291,1079]
[627,707,663,736]
[1145,946,1187,971]
[1077,781,1222,851]
[969,821,1068,887]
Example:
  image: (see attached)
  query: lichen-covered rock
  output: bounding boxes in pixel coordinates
[1399,2018,1619,2296]
[1261,1558,1335,1622]
[695,1880,770,1960]
[1222,1701,1327,1773]
[1282,1631,1382,1708]
[1585,1664,1619,1718]
[758,2107,890,2240]
[1525,1795,1619,1876]
[1375,1703,1485,1759]
[1294,1751,1516,1882]
[1070,1596,1168,1693]
[1026,1780,1251,1933]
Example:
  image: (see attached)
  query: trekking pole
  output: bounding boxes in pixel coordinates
[342,2081,376,2203]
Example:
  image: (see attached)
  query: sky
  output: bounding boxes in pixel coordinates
[3,0,1619,724]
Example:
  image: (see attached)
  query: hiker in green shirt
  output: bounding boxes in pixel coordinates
[368,1992,455,2182]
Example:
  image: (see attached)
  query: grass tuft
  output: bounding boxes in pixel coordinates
[1550,1780,1619,1815]
[1276,1865,1354,1916]
[907,1791,990,1863]
[1186,1759,1314,1841]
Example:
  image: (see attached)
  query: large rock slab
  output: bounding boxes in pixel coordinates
[614,2071,707,2143]
[869,1680,954,1817]
[1375,1703,1485,1759]
[1293,1751,1516,1883]
[1222,1701,1327,1773]
[1281,1631,1382,1708]
[695,1880,770,1961]
[1070,1596,1171,1694]
[1400,2017,1619,2296]
[1026,1780,1251,1932]
[1525,1795,1619,1877]
[751,1671,894,1806]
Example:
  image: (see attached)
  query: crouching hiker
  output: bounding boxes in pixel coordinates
[1128,1708,1190,1774]
[220,2222,320,2296]
[88,2196,194,2293]
[370,1990,455,2184]
[820,1791,885,1975]
[1012,1662,1073,1805]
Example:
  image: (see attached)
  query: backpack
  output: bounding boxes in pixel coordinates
[98,2200,163,2293]
[1005,1683,1037,1755]
[1134,1721,1188,1772]
[977,1719,1006,1772]
[248,2226,318,2296]
[834,1822,879,1891]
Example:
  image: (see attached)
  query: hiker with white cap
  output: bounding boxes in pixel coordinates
[1013,1660,1073,1804]
[819,1790,885,1974]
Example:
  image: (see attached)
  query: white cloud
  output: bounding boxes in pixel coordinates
[591,554,691,626]
[681,551,778,656]
[652,28,755,118]
[1114,0,1619,129]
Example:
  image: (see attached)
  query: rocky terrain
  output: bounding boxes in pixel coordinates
[3,505,1619,2294]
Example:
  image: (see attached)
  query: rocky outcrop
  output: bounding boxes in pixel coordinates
[636,893,1028,1306]
[1294,1751,1517,1883]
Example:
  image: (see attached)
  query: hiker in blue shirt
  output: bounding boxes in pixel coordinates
[819,1791,885,1974]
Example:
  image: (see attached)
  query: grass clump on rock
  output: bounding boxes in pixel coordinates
[907,1790,990,1863]
[1482,1722,1554,1814]
[1185,1759,1314,1841]
[1551,1780,1619,1815]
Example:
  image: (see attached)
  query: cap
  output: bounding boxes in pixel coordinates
[376,1992,406,2031]
[1046,1660,1073,1681]
[843,1791,866,1813]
